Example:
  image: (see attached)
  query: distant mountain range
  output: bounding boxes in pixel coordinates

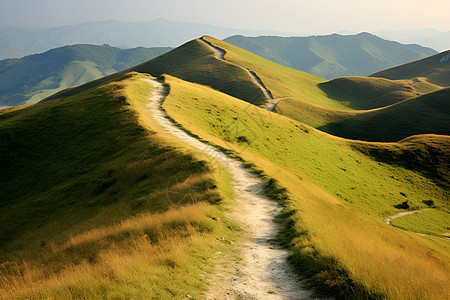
[0,32,441,106]
[374,29,450,52]
[224,33,436,79]
[0,44,171,106]
[0,19,293,60]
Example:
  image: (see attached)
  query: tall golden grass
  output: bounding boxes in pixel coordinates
[0,203,228,299]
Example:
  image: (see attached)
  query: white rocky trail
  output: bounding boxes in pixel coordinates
[198,37,280,112]
[144,78,316,299]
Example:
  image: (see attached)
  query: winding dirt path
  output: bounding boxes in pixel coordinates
[385,211,417,225]
[198,37,280,112]
[144,78,316,299]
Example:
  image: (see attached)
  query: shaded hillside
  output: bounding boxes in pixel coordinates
[0,73,231,299]
[131,38,267,105]
[320,88,450,141]
[370,50,450,87]
[0,44,171,106]
[352,134,450,188]
[318,76,433,109]
[224,33,436,79]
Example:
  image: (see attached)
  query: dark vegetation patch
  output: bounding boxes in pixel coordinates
[352,135,450,188]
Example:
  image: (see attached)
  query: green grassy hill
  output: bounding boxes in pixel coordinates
[318,76,440,109]
[0,44,171,106]
[370,50,450,87]
[0,73,235,299]
[320,87,450,141]
[351,134,450,188]
[224,33,437,79]
[3,36,448,299]
[161,74,449,299]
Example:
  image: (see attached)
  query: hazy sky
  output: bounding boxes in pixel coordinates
[1,0,449,33]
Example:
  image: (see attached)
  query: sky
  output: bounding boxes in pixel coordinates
[0,0,449,34]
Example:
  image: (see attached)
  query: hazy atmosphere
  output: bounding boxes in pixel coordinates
[1,0,449,34]
[1,1,449,299]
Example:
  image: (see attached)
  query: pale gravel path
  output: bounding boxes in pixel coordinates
[385,211,417,225]
[144,78,316,299]
[198,37,280,112]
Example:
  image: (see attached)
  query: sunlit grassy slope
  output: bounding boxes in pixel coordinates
[0,73,236,299]
[370,50,450,87]
[161,75,450,299]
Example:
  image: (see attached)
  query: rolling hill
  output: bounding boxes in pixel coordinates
[370,50,450,87]
[1,36,449,299]
[224,33,437,79]
[0,44,171,106]
[319,87,450,141]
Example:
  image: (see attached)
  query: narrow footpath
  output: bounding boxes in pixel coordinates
[198,37,280,111]
[144,78,315,299]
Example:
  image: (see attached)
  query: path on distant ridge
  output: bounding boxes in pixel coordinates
[198,37,280,111]
[144,77,315,299]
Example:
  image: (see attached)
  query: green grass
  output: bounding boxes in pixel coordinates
[274,97,359,128]
[202,36,351,110]
[318,76,423,110]
[391,209,450,237]
[161,74,450,299]
[370,50,450,87]
[132,39,267,105]
[0,72,238,299]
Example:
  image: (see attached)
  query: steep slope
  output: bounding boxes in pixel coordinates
[320,88,450,141]
[0,44,171,106]
[370,50,450,87]
[0,73,234,299]
[224,33,437,79]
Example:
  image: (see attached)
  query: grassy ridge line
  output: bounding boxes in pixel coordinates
[370,50,450,87]
[202,36,352,110]
[41,38,268,106]
[160,74,450,300]
[0,72,237,299]
[317,76,440,110]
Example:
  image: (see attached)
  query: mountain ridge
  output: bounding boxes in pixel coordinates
[224,33,437,79]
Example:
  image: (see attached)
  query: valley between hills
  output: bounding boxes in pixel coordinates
[0,35,449,299]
